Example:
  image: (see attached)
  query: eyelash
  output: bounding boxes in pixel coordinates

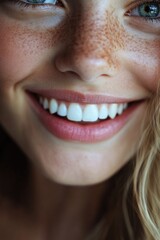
[127,0,160,23]
[6,0,63,9]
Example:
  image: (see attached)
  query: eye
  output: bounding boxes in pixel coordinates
[126,1,160,20]
[13,0,64,8]
[22,0,58,4]
[137,2,159,17]
[4,0,65,10]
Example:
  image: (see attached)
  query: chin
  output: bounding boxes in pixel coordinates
[20,135,135,186]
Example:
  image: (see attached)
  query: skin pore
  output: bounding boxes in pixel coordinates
[0,0,160,239]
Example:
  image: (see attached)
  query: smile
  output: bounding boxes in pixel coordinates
[27,90,144,142]
[39,96,128,123]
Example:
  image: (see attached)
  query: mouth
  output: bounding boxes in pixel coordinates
[38,95,129,123]
[27,90,144,142]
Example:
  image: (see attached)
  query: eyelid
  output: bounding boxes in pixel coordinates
[126,0,160,7]
[7,0,67,11]
[2,0,69,19]
[23,0,65,7]
[22,0,57,4]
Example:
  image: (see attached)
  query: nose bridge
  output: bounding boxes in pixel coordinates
[68,3,125,62]
[56,5,124,81]
[71,13,102,56]
[69,9,110,61]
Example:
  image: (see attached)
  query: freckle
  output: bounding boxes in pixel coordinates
[129,37,160,57]
[65,9,126,70]
[4,20,67,57]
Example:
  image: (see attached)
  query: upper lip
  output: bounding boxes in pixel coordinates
[27,89,144,104]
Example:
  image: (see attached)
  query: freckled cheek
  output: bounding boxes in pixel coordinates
[0,39,39,90]
[0,23,61,90]
[0,46,32,88]
[124,42,160,92]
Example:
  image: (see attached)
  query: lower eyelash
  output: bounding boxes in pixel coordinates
[144,17,160,22]
[5,0,59,9]
[15,1,32,8]
[4,0,42,8]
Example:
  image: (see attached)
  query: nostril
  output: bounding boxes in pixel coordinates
[101,74,110,77]
[54,50,114,82]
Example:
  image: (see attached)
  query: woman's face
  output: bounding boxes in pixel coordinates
[0,0,159,185]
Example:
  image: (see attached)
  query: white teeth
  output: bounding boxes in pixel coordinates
[43,98,49,109]
[108,104,118,119]
[49,99,58,114]
[67,103,83,122]
[57,103,67,117]
[83,104,99,122]
[39,97,129,123]
[117,104,123,115]
[99,104,109,120]
[123,103,128,110]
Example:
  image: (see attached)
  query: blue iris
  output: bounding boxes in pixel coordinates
[27,0,45,3]
[138,2,160,18]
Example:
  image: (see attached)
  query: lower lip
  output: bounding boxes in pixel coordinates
[28,93,143,143]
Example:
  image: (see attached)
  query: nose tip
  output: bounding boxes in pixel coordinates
[55,52,111,82]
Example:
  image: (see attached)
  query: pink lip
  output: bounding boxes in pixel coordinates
[27,91,144,143]
[28,89,139,104]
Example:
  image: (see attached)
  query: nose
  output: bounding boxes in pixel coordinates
[55,8,118,82]
[56,52,111,82]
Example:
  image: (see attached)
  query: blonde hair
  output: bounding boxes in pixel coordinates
[86,91,160,240]
[134,91,160,240]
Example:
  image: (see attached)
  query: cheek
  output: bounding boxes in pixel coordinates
[0,18,65,89]
[124,37,160,91]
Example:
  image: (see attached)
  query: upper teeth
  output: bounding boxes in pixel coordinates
[39,97,128,122]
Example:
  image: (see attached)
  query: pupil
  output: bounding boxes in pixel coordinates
[139,3,160,17]
[144,6,151,13]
